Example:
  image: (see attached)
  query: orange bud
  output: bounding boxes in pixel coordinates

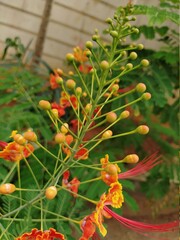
[136,125,149,135]
[39,100,51,110]
[65,134,74,145]
[0,183,16,194]
[123,154,139,163]
[105,164,118,174]
[75,87,82,96]
[102,130,113,139]
[66,79,76,89]
[142,92,151,100]
[106,112,117,123]
[55,133,66,144]
[120,110,130,119]
[13,134,26,145]
[100,60,109,70]
[136,83,146,93]
[23,131,37,142]
[45,186,57,200]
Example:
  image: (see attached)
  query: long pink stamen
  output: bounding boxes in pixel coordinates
[119,152,162,179]
[104,206,179,234]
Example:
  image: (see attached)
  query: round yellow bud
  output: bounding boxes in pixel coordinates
[55,133,66,144]
[0,183,16,194]
[45,186,57,200]
[123,154,139,164]
[136,125,149,135]
[39,100,51,110]
[23,131,37,142]
[61,123,69,134]
[106,112,117,123]
[13,134,26,145]
[102,130,113,139]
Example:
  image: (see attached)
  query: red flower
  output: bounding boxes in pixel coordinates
[15,228,65,240]
[51,102,65,117]
[74,145,89,160]
[50,73,59,89]
[78,64,92,74]
[60,91,78,110]
[62,170,80,197]
[0,141,34,162]
[80,215,96,240]
[118,152,161,179]
[104,206,179,237]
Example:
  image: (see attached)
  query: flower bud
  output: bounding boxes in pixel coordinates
[85,50,92,57]
[51,109,59,119]
[106,112,117,123]
[86,41,93,49]
[123,154,139,163]
[102,130,113,139]
[45,186,57,200]
[110,30,118,38]
[136,83,146,93]
[111,84,119,92]
[136,125,149,135]
[56,76,63,84]
[56,68,63,75]
[105,17,113,24]
[85,103,92,113]
[120,110,130,119]
[65,134,74,145]
[66,53,74,62]
[23,131,37,142]
[66,79,76,89]
[132,28,139,34]
[55,133,66,144]
[126,63,133,69]
[130,52,137,60]
[100,60,109,70]
[0,183,16,194]
[92,34,99,41]
[75,87,82,96]
[137,44,144,50]
[142,92,151,100]
[13,134,26,145]
[39,100,51,110]
[141,59,149,67]
[105,164,118,175]
[61,123,69,134]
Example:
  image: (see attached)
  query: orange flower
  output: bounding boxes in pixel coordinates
[73,46,88,63]
[80,215,96,240]
[15,228,65,240]
[60,91,78,110]
[105,181,124,208]
[62,170,80,197]
[0,141,34,162]
[80,181,124,237]
[100,154,120,185]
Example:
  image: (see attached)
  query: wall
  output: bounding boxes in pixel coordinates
[0,0,176,68]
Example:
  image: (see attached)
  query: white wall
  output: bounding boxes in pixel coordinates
[0,0,177,68]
